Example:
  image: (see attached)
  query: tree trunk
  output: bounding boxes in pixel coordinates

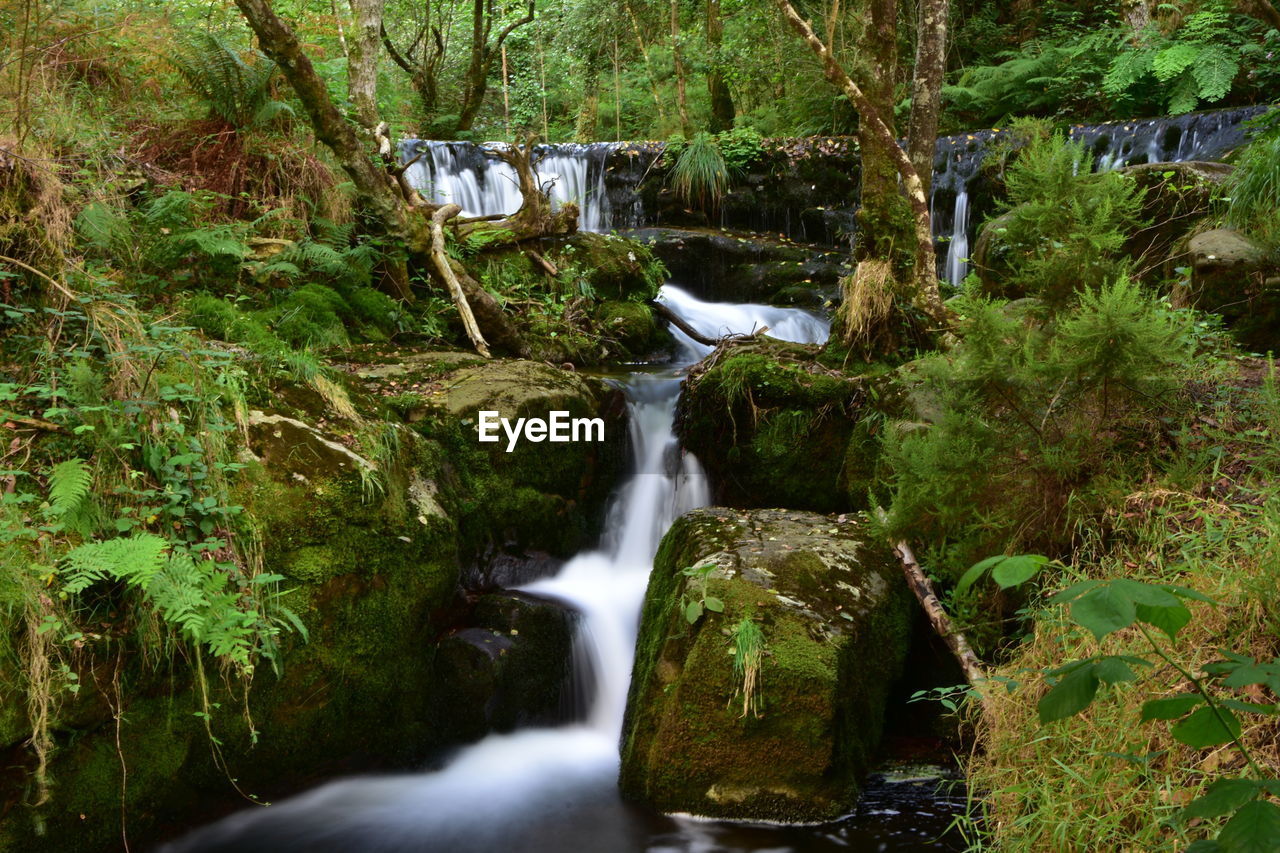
[429,204,490,357]
[1234,0,1280,29]
[347,0,383,130]
[772,0,945,326]
[856,0,908,265]
[1119,0,1154,38]
[671,0,692,135]
[906,0,948,200]
[457,0,534,133]
[705,0,735,132]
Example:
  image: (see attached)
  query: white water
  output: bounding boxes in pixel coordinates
[165,287,828,853]
[403,141,613,232]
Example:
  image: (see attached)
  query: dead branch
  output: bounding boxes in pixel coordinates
[647,300,770,346]
[893,539,988,693]
[429,204,490,357]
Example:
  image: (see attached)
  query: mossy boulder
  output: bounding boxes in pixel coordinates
[1120,161,1232,270]
[676,339,884,513]
[619,507,913,822]
[395,359,630,568]
[1172,227,1280,349]
[594,299,674,361]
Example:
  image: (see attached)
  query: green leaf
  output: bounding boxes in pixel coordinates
[1135,601,1192,640]
[1094,657,1138,685]
[1171,706,1241,749]
[1141,693,1204,721]
[1071,585,1136,641]
[991,555,1046,589]
[1151,42,1199,82]
[956,555,1004,596]
[684,600,703,624]
[1191,45,1237,103]
[1038,665,1099,723]
[1183,779,1261,821]
[703,596,724,613]
[1048,580,1102,606]
[1217,800,1280,853]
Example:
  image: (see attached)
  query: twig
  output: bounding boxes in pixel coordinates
[647,299,770,347]
[526,248,559,277]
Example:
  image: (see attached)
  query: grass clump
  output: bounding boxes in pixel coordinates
[668,132,731,211]
[1224,131,1280,251]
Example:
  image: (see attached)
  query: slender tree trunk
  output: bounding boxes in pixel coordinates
[624,0,669,125]
[347,0,384,130]
[1119,0,1155,38]
[671,0,692,135]
[771,0,945,325]
[613,36,623,141]
[705,0,735,132]
[906,0,948,200]
[502,43,511,138]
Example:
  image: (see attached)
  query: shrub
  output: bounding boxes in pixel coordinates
[882,277,1191,573]
[984,135,1146,306]
[1224,131,1280,250]
[668,132,730,211]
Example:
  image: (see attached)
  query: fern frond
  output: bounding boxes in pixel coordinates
[48,459,92,517]
[62,534,169,595]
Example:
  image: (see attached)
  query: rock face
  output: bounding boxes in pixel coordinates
[676,339,881,513]
[619,508,913,822]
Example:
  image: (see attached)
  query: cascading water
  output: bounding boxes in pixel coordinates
[928,104,1266,284]
[400,140,616,232]
[166,287,974,853]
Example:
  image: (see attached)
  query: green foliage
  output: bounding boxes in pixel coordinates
[954,553,1049,597]
[668,132,730,211]
[883,278,1191,571]
[1102,4,1244,115]
[988,135,1146,305]
[1224,132,1280,250]
[714,126,764,173]
[679,563,724,624]
[1037,577,1280,851]
[167,31,292,128]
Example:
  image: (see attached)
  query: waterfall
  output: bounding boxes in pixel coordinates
[163,287,830,853]
[401,140,617,232]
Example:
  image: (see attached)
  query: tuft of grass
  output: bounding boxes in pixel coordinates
[669,132,730,211]
[729,615,765,718]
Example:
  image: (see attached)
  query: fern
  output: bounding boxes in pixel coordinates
[47,459,91,518]
[62,534,169,595]
[167,32,292,129]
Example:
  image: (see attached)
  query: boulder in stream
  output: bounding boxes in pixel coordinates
[619,507,912,822]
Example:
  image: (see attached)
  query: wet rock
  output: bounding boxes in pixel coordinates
[620,508,913,822]
[1120,161,1233,269]
[433,591,581,738]
[626,226,848,306]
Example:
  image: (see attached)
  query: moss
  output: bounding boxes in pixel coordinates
[677,341,880,512]
[620,508,912,822]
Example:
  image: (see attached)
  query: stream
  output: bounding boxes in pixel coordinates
[163,286,964,852]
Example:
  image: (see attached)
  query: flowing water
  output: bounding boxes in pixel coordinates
[164,287,963,853]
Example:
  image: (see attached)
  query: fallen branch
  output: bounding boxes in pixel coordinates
[526,248,559,277]
[647,299,770,347]
[428,204,491,358]
[893,539,987,690]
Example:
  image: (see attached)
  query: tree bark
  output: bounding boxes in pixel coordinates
[624,0,669,125]
[382,22,443,122]
[671,0,692,136]
[771,0,945,326]
[347,0,384,130]
[705,0,735,132]
[906,0,948,200]
[429,204,490,357]
[894,540,987,690]
[856,0,907,264]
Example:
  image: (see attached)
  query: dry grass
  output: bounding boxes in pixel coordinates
[964,489,1280,851]
[838,258,896,352]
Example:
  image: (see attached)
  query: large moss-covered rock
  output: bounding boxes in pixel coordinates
[619,508,912,822]
[356,357,630,567]
[1120,161,1232,269]
[676,339,884,513]
[1173,227,1280,349]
